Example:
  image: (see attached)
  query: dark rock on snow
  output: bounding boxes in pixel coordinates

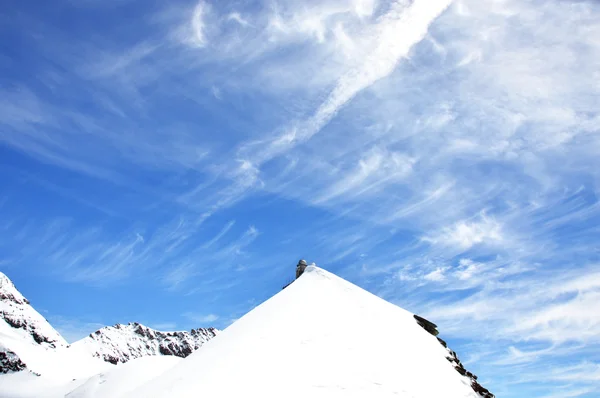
[415,314,495,398]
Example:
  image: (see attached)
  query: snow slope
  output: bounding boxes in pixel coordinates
[131,266,486,398]
[71,323,217,364]
[65,356,181,398]
[0,369,87,398]
[0,356,180,398]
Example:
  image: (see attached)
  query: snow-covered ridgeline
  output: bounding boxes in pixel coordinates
[0,271,219,381]
[1,266,493,398]
[71,323,218,364]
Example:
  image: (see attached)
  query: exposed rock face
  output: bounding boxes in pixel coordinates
[442,340,494,398]
[0,346,27,373]
[414,314,494,398]
[413,315,439,337]
[72,323,219,365]
[0,272,67,350]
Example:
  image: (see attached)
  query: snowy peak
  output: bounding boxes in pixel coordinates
[0,272,66,349]
[131,265,494,398]
[1,272,69,375]
[71,322,218,364]
[0,272,29,305]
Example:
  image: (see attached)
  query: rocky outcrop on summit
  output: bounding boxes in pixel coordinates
[0,272,67,349]
[71,322,219,365]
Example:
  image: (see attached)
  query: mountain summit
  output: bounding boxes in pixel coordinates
[0,272,66,350]
[1,272,70,375]
[132,265,493,397]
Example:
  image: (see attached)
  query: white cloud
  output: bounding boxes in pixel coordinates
[424,214,503,250]
[183,312,219,324]
[508,290,600,343]
[237,0,453,166]
[425,269,600,346]
[550,362,600,383]
[163,262,196,290]
[454,258,479,280]
[0,210,261,293]
[202,220,235,248]
[189,1,208,47]
[88,41,159,78]
[227,12,249,27]
[315,147,414,203]
[211,85,222,100]
[353,0,377,18]
[423,267,447,282]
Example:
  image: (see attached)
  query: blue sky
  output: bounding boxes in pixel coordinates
[1,0,599,396]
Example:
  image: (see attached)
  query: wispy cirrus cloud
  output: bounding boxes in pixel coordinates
[182,312,219,324]
[0,207,259,293]
[1,0,600,396]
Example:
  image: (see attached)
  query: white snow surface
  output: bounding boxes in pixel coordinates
[131,266,479,398]
[0,356,180,398]
[0,371,80,398]
[65,356,181,398]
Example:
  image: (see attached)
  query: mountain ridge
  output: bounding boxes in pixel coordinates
[71,322,218,364]
[1,266,494,398]
[0,272,218,376]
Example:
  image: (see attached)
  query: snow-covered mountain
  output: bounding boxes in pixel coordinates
[1,265,493,397]
[131,265,494,398]
[71,323,218,364]
[1,272,110,380]
[0,272,67,350]
[0,271,218,385]
[1,271,70,375]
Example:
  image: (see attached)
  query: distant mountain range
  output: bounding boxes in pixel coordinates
[72,322,217,365]
[0,271,218,377]
[0,267,493,398]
